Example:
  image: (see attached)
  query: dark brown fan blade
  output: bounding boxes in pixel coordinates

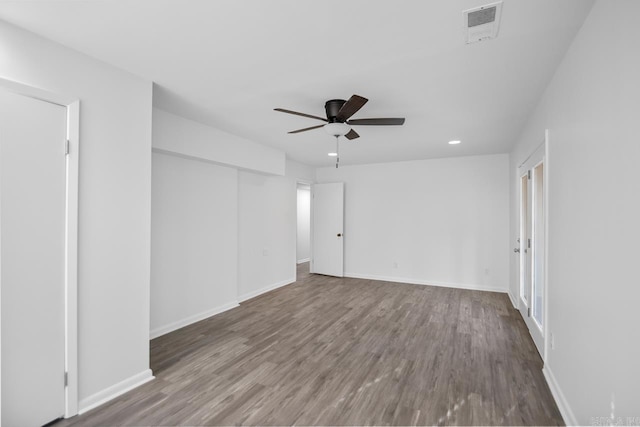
[288,124,325,134]
[344,129,360,140]
[274,108,327,122]
[347,118,405,126]
[336,95,368,122]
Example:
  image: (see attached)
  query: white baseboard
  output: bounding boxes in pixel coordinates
[238,278,295,303]
[508,290,518,308]
[543,365,577,426]
[149,301,239,339]
[343,272,508,294]
[78,369,154,415]
[296,258,310,264]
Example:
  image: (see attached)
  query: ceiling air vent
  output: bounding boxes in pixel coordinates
[463,2,503,44]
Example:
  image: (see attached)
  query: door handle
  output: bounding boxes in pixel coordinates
[513,248,520,253]
[337,233,342,237]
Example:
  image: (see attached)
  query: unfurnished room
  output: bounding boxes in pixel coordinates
[0,1,639,426]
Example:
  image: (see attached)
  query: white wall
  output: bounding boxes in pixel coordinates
[296,187,311,263]
[152,107,285,176]
[237,160,315,301]
[150,152,238,338]
[151,101,315,321]
[0,20,153,407]
[508,1,640,423]
[316,154,509,292]
[237,172,295,300]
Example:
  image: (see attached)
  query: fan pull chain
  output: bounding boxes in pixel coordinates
[335,136,340,168]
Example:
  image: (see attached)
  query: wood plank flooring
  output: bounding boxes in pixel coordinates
[59,263,563,426]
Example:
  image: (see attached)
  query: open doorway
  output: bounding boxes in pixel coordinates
[296,183,312,279]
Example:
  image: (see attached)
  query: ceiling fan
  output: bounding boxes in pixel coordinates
[274,94,405,140]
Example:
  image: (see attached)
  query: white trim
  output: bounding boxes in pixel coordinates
[309,183,315,274]
[296,258,310,264]
[0,82,3,427]
[78,369,154,415]
[344,272,508,294]
[543,128,551,363]
[150,301,239,339]
[0,77,77,106]
[0,78,80,418]
[543,365,576,426]
[507,290,518,308]
[64,100,80,417]
[238,278,295,303]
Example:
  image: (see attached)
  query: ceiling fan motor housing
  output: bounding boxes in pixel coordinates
[325,99,347,122]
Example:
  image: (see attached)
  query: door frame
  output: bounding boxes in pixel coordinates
[0,78,80,417]
[516,129,550,362]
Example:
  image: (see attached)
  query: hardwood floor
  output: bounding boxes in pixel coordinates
[60,263,563,426]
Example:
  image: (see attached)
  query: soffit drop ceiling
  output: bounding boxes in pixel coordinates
[0,0,595,167]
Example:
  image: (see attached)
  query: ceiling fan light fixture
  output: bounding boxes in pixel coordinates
[324,122,351,137]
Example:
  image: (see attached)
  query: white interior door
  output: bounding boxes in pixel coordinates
[518,149,546,357]
[311,182,344,277]
[1,90,67,426]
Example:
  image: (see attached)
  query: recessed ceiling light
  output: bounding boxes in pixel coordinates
[448,140,461,145]
[328,152,338,157]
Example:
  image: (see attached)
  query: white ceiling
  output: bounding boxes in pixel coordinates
[0,0,594,167]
